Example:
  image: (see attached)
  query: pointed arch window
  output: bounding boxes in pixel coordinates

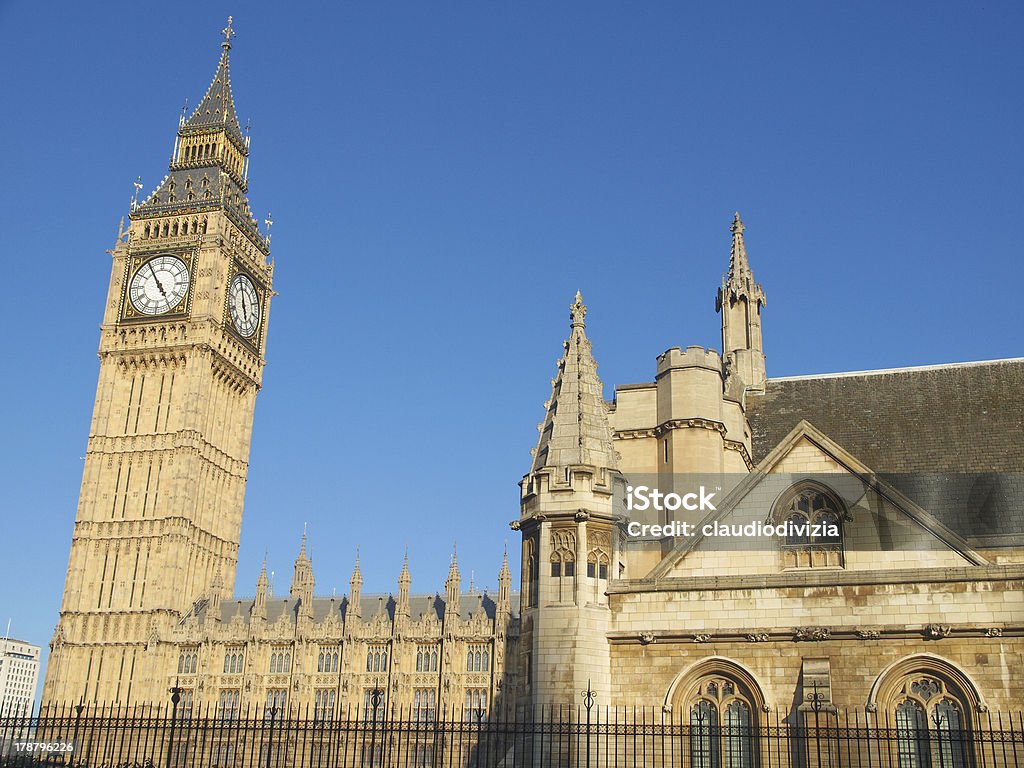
[177,650,198,675]
[317,647,338,673]
[523,538,537,609]
[467,645,490,672]
[683,675,758,768]
[366,645,388,673]
[775,483,846,568]
[550,529,576,602]
[223,649,243,674]
[892,677,971,768]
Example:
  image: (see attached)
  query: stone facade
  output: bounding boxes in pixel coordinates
[517,213,1023,746]
[44,24,1022,751]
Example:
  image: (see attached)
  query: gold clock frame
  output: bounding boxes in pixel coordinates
[224,261,267,352]
[120,248,197,322]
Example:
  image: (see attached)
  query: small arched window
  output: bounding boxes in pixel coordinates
[549,529,576,602]
[776,483,846,568]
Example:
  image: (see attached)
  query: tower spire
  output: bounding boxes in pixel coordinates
[133,18,263,247]
[253,557,268,621]
[182,17,244,144]
[530,291,618,472]
[291,529,314,618]
[717,211,767,392]
[348,552,363,619]
[728,212,751,279]
[397,552,411,617]
[497,547,512,614]
[445,545,461,620]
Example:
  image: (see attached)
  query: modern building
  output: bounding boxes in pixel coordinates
[0,637,41,716]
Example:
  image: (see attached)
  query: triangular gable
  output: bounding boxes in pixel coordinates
[646,420,988,581]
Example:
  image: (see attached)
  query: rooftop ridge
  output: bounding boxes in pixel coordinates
[768,357,1024,382]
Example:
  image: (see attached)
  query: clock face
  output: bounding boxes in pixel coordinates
[128,255,191,315]
[228,273,261,338]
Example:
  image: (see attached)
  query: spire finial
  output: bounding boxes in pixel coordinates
[130,176,143,212]
[222,16,235,50]
[264,212,274,245]
[570,290,587,328]
[299,523,308,557]
[728,211,750,279]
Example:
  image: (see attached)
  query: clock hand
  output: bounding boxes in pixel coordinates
[148,261,167,298]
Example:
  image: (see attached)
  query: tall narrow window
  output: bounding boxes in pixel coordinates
[891,677,970,768]
[686,676,756,768]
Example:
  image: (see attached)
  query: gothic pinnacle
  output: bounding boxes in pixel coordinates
[350,551,363,585]
[399,551,411,585]
[222,16,235,50]
[570,290,587,328]
[729,211,750,279]
[530,291,618,473]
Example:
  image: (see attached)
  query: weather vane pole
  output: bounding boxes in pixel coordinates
[222,16,235,49]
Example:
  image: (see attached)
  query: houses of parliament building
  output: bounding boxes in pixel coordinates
[42,20,1023,740]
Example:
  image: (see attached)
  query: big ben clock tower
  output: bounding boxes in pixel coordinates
[43,19,273,705]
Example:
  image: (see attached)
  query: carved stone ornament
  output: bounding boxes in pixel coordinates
[693,633,712,643]
[985,627,1003,638]
[509,520,521,531]
[746,633,769,643]
[924,624,952,640]
[639,632,656,645]
[856,630,880,640]
[793,627,831,642]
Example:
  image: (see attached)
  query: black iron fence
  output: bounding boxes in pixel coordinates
[1,701,1021,768]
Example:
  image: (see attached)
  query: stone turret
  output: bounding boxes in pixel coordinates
[497,548,512,616]
[252,558,268,622]
[517,291,622,707]
[290,530,314,620]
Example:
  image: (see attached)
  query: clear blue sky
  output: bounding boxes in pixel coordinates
[0,1,1020,689]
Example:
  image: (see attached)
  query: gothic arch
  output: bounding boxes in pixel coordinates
[767,479,847,525]
[867,653,987,714]
[663,656,769,714]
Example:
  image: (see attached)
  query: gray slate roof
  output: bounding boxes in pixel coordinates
[182,46,245,147]
[746,359,1024,541]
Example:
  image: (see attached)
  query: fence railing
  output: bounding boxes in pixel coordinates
[1,702,1021,768]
